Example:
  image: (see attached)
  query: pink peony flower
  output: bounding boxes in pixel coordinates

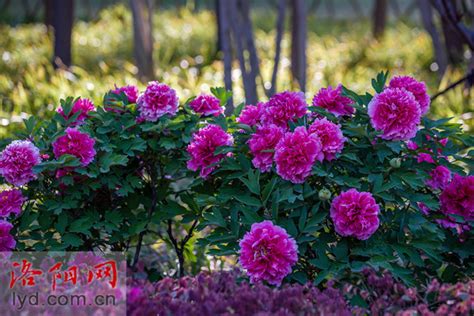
[368,88,421,141]
[406,140,418,151]
[274,126,323,184]
[112,85,139,104]
[417,202,430,216]
[308,118,346,161]
[0,189,25,218]
[137,81,179,122]
[248,124,285,172]
[330,189,380,240]
[389,76,430,115]
[0,140,41,186]
[189,94,224,117]
[237,103,263,126]
[312,84,355,117]
[186,124,233,178]
[426,165,451,190]
[440,174,474,220]
[417,153,435,164]
[52,128,96,166]
[57,98,96,125]
[239,220,298,286]
[0,220,15,251]
[261,91,307,127]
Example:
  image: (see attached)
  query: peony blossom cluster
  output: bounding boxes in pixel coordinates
[0,189,24,218]
[426,165,451,190]
[237,103,263,126]
[0,140,41,186]
[52,128,96,166]
[369,76,430,141]
[57,98,96,125]
[440,174,473,221]
[274,126,323,184]
[308,118,345,161]
[248,124,284,172]
[368,87,421,141]
[388,76,430,115]
[261,91,307,128]
[137,81,179,122]
[0,220,15,251]
[112,84,139,104]
[239,220,298,286]
[189,94,224,117]
[330,189,380,240]
[312,84,354,117]
[187,124,234,178]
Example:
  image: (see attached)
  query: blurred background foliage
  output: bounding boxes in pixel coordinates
[0,0,472,140]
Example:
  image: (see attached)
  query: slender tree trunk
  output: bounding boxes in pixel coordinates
[418,0,447,75]
[238,0,260,103]
[217,0,234,115]
[372,0,387,40]
[130,0,154,81]
[215,0,222,52]
[270,0,286,96]
[44,0,53,29]
[52,0,74,69]
[441,21,465,65]
[290,0,307,92]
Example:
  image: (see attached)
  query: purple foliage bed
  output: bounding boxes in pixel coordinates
[127,270,474,316]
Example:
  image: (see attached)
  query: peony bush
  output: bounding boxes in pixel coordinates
[0,71,472,288]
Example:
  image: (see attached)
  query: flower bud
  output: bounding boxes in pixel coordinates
[318,188,332,201]
[390,158,402,168]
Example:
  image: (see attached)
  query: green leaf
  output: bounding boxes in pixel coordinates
[235,194,262,207]
[99,153,129,173]
[62,233,83,247]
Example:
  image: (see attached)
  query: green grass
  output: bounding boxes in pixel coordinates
[0,4,472,137]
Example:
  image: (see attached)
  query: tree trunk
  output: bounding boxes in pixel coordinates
[130,0,155,81]
[290,0,307,92]
[372,0,387,40]
[418,0,448,75]
[217,0,234,115]
[270,0,286,96]
[52,0,74,69]
[441,20,465,65]
[44,0,53,30]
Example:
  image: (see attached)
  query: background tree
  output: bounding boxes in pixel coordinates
[290,0,307,92]
[130,0,154,81]
[372,0,387,40]
[51,0,74,69]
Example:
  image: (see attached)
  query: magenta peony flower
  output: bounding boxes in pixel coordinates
[440,174,474,220]
[189,94,224,117]
[312,84,355,117]
[137,81,179,122]
[52,128,96,166]
[0,220,15,251]
[368,88,421,141]
[112,84,139,103]
[274,126,323,184]
[0,189,25,218]
[261,91,307,127]
[237,103,263,126]
[239,220,298,286]
[407,140,418,151]
[417,153,435,164]
[426,165,451,190]
[186,124,233,178]
[389,76,430,115]
[57,98,96,125]
[308,118,346,161]
[0,140,41,186]
[248,124,285,172]
[330,189,380,240]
